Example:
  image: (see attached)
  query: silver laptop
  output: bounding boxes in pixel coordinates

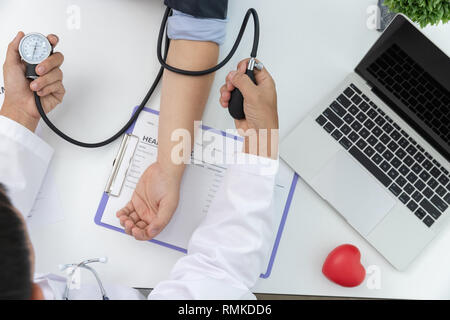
[281,15,450,270]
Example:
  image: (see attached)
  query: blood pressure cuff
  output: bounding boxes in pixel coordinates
[164,0,228,45]
[164,0,228,19]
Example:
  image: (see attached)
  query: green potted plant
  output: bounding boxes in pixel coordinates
[384,0,450,27]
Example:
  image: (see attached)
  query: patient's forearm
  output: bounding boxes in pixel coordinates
[157,40,219,180]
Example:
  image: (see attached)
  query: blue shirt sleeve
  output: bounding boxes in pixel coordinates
[167,10,227,45]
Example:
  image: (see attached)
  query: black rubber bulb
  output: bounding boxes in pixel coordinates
[228,68,257,120]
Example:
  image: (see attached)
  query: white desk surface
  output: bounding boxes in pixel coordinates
[1,0,449,299]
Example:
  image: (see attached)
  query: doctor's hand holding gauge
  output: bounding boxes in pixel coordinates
[1,32,65,132]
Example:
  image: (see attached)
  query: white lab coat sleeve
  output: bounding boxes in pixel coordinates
[0,116,53,218]
[149,153,279,300]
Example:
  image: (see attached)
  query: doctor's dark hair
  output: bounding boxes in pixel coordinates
[0,183,32,300]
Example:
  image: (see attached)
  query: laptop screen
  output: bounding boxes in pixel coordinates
[355,15,450,162]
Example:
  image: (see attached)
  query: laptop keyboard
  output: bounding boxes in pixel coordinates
[316,83,450,227]
[367,44,450,146]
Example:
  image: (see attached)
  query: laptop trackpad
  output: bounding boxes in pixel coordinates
[311,150,396,236]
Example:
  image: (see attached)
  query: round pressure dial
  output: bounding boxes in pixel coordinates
[19,33,52,65]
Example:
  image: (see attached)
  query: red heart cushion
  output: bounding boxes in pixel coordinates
[322,244,366,287]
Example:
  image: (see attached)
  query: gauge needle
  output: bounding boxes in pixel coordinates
[32,42,38,60]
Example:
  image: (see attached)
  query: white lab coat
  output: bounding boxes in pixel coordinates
[0,115,278,300]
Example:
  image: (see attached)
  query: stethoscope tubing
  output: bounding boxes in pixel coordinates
[62,260,109,300]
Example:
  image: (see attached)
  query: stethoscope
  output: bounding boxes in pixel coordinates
[19,6,261,148]
[59,257,109,300]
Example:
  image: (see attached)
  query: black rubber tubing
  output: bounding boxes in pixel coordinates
[34,7,260,148]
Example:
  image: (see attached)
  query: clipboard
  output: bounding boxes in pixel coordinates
[95,106,299,278]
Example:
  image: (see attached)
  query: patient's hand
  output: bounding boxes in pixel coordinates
[116,162,180,241]
[0,32,65,132]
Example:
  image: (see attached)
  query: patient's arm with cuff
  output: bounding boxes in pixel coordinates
[158,39,219,182]
[116,40,219,240]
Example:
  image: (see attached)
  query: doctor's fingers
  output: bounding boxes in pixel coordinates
[47,34,59,48]
[236,58,272,88]
[225,58,255,92]
[234,58,270,85]
[224,59,248,86]
[236,58,250,73]
[5,32,24,66]
[36,81,65,99]
[219,84,231,108]
[30,68,63,92]
[225,73,236,91]
[36,52,64,77]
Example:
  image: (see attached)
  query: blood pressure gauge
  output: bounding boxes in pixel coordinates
[18,33,52,79]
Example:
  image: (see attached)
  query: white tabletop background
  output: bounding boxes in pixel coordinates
[1,0,449,299]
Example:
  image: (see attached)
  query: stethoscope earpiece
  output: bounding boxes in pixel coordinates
[61,257,109,300]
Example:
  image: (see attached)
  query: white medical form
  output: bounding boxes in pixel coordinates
[95,107,298,278]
